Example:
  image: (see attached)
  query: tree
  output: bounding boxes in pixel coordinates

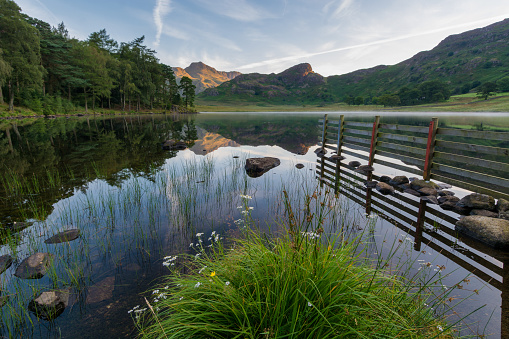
[0,0,44,111]
[417,80,450,104]
[497,77,509,92]
[476,82,497,100]
[0,49,12,104]
[179,76,196,108]
[354,96,363,105]
[378,94,401,107]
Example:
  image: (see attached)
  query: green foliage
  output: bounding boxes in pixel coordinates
[477,82,497,100]
[179,76,196,108]
[497,77,509,92]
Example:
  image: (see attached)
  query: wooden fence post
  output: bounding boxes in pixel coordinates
[320,114,328,186]
[415,117,438,250]
[335,115,345,194]
[366,116,380,215]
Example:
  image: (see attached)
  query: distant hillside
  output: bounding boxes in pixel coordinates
[172,62,241,93]
[327,18,509,100]
[198,18,509,105]
[199,63,332,104]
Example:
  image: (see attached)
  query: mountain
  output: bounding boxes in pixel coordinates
[172,62,241,93]
[198,18,509,105]
[200,63,331,104]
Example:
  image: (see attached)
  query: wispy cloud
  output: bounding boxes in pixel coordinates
[153,0,172,47]
[323,0,354,18]
[237,13,509,71]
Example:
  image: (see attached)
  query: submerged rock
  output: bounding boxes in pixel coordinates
[410,179,439,191]
[348,161,361,168]
[497,199,509,213]
[29,289,70,320]
[470,209,499,218]
[245,157,281,178]
[417,187,438,197]
[86,276,115,304]
[355,165,374,176]
[0,255,13,274]
[14,253,54,279]
[329,154,345,162]
[364,181,377,189]
[420,196,439,205]
[376,182,394,195]
[295,163,304,169]
[44,229,80,244]
[438,190,455,197]
[403,189,421,197]
[456,216,509,249]
[379,175,391,183]
[314,148,327,156]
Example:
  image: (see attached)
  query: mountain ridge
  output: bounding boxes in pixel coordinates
[172,62,241,93]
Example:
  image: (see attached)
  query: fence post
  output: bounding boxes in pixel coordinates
[319,114,328,186]
[415,117,438,250]
[366,116,380,215]
[335,115,345,194]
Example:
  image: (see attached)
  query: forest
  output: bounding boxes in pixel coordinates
[0,0,195,115]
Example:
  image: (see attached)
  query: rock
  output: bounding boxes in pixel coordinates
[456,216,509,249]
[389,176,409,186]
[437,183,453,190]
[0,255,13,274]
[245,157,281,178]
[457,193,495,211]
[403,189,421,197]
[376,182,394,195]
[438,195,460,205]
[314,148,327,156]
[44,229,80,244]
[162,140,187,150]
[500,212,509,220]
[29,289,70,320]
[295,163,304,169]
[497,199,509,213]
[420,196,439,204]
[174,141,187,150]
[233,156,239,159]
[86,276,115,304]
[410,179,439,191]
[1,221,33,234]
[162,139,176,150]
[471,209,499,218]
[348,161,361,168]
[398,183,411,190]
[329,154,345,162]
[14,253,54,279]
[453,204,472,216]
[438,190,455,197]
[364,181,377,189]
[418,187,438,196]
[355,165,374,175]
[409,177,418,182]
[379,176,391,183]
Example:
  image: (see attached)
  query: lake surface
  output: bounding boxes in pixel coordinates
[0,111,508,338]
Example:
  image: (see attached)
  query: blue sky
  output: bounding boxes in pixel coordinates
[15,0,509,76]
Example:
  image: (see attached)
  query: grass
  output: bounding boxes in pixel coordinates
[135,190,466,339]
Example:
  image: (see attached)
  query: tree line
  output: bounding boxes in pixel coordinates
[0,0,196,114]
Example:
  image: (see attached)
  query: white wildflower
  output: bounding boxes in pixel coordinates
[240,194,252,200]
[225,281,230,286]
[194,282,202,288]
[196,232,204,237]
[198,266,207,274]
[307,302,313,307]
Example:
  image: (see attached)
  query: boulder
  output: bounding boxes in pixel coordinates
[379,176,391,183]
[421,196,439,204]
[14,253,54,279]
[29,289,70,320]
[376,182,394,195]
[295,163,304,169]
[355,165,374,175]
[245,157,280,178]
[438,195,460,205]
[497,199,509,213]
[410,179,439,191]
[364,181,377,189]
[44,229,80,244]
[470,209,499,218]
[389,176,409,186]
[329,154,345,162]
[348,161,361,168]
[398,183,411,190]
[457,193,495,211]
[0,254,13,274]
[456,216,509,249]
[438,190,455,197]
[437,183,453,190]
[403,189,421,197]
[500,212,509,221]
[417,187,438,196]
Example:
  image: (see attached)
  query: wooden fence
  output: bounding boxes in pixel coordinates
[316,114,509,337]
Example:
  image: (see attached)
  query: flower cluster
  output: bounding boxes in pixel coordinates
[162,255,177,267]
[301,231,321,240]
[240,194,252,200]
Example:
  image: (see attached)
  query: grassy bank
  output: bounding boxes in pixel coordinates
[196,93,509,112]
[136,192,466,338]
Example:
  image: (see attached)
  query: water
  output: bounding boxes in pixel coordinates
[0,112,508,338]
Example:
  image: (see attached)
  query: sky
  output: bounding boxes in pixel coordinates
[14,0,509,76]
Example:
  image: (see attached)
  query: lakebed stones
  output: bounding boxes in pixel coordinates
[314,148,327,156]
[44,229,80,244]
[438,190,455,197]
[379,176,391,183]
[420,196,439,205]
[457,193,495,211]
[355,165,374,176]
[86,276,115,304]
[245,157,281,178]
[497,199,509,213]
[295,163,305,169]
[470,209,499,218]
[0,254,13,274]
[376,182,394,195]
[14,253,54,279]
[456,216,509,249]
[29,289,70,320]
[348,161,361,168]
[403,189,421,197]
[417,187,438,196]
[410,179,439,191]
[364,181,378,189]
[329,154,345,162]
